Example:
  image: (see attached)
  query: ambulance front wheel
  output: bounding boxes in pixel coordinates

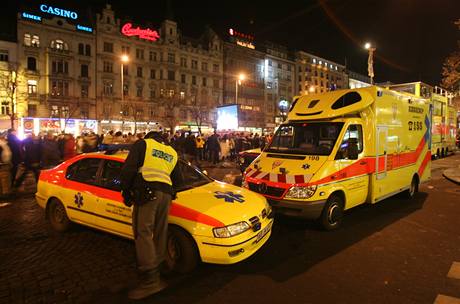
[163,226,199,274]
[320,194,344,231]
[47,198,72,232]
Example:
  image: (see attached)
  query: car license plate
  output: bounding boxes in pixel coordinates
[255,221,272,243]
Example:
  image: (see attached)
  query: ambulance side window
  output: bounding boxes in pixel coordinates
[66,158,102,185]
[100,160,123,191]
[336,125,363,159]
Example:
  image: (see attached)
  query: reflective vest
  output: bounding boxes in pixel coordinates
[196,137,204,149]
[139,139,178,186]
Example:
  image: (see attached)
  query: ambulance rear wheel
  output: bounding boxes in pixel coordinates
[163,226,199,274]
[404,176,419,199]
[320,195,344,231]
[47,198,71,232]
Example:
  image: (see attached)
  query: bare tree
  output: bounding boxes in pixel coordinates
[190,94,207,135]
[163,97,181,134]
[441,20,460,94]
[0,64,24,129]
[59,102,80,133]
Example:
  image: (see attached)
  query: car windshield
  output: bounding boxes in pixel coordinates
[266,122,344,155]
[173,161,212,192]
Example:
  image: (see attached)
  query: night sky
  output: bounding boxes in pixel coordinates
[3,0,460,86]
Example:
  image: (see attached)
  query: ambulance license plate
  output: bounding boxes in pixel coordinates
[255,221,272,243]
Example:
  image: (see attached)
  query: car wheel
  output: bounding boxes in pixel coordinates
[404,175,419,199]
[320,194,344,231]
[163,226,199,274]
[47,198,71,232]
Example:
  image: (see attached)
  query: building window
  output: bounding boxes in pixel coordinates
[78,43,84,55]
[181,74,186,83]
[168,90,174,98]
[122,46,130,54]
[51,60,69,74]
[85,45,91,56]
[149,51,156,61]
[121,105,129,116]
[123,84,129,96]
[213,79,219,88]
[81,84,88,98]
[149,107,154,117]
[81,64,89,77]
[213,64,219,73]
[28,104,37,117]
[26,57,37,70]
[103,42,113,53]
[266,82,272,89]
[137,66,143,77]
[103,61,113,73]
[136,49,144,60]
[27,80,37,96]
[202,77,207,87]
[150,89,155,99]
[80,104,89,118]
[192,75,196,85]
[150,69,156,79]
[103,82,113,95]
[268,60,272,66]
[51,80,69,97]
[136,85,143,97]
[180,110,187,120]
[168,53,175,63]
[0,50,8,62]
[191,60,198,70]
[24,34,31,46]
[167,70,175,81]
[24,34,40,47]
[160,89,165,97]
[51,39,68,51]
[123,65,129,75]
[201,62,208,72]
[180,91,185,100]
[159,70,163,79]
[1,102,10,116]
[50,105,59,117]
[180,57,187,67]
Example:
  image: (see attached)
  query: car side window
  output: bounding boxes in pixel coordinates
[336,124,363,159]
[66,158,102,185]
[100,160,123,191]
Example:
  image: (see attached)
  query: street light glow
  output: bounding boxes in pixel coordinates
[121,54,129,63]
[364,42,371,50]
[238,73,246,81]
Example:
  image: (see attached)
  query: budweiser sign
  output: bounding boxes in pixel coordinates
[121,23,160,41]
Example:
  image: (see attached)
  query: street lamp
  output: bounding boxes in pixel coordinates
[364,42,376,85]
[120,54,129,102]
[235,73,246,104]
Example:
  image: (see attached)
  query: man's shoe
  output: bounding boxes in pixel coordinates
[128,279,168,300]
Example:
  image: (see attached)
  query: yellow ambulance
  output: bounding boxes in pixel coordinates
[243,86,431,230]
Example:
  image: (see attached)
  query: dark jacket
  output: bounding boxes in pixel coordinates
[207,134,220,151]
[7,133,22,165]
[41,139,61,168]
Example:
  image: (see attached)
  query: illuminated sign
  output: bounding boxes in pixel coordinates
[217,105,238,130]
[229,28,254,41]
[22,12,42,21]
[40,4,78,19]
[76,25,93,33]
[236,41,255,49]
[121,23,160,41]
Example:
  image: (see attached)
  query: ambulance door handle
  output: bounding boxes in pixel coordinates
[359,161,367,165]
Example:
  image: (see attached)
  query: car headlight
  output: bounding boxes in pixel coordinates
[213,221,250,238]
[284,185,317,199]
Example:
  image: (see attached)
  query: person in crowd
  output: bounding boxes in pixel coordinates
[120,126,180,300]
[41,132,61,169]
[195,134,205,161]
[0,134,12,165]
[15,133,41,187]
[63,133,76,160]
[102,130,114,144]
[219,134,230,161]
[7,129,22,184]
[207,132,221,165]
[184,133,197,165]
[228,134,236,160]
[112,131,125,144]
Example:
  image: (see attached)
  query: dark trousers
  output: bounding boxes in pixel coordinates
[211,150,219,164]
[132,190,172,274]
[15,163,40,187]
[10,163,19,184]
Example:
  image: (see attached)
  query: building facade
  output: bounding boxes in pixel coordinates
[96,5,223,133]
[261,41,296,126]
[0,40,20,130]
[295,51,347,95]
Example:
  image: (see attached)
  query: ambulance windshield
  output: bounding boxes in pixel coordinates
[266,122,344,155]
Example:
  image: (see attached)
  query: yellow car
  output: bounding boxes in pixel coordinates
[36,151,273,273]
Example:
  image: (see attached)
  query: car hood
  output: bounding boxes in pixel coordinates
[173,181,268,227]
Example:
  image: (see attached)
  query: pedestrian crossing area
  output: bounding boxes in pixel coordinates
[434,262,460,304]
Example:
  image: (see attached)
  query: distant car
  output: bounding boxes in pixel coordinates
[238,148,262,173]
[36,151,273,273]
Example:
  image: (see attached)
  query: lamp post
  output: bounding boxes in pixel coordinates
[235,73,245,104]
[364,42,376,85]
[120,54,129,102]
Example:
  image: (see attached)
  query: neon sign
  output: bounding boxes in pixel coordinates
[121,23,160,41]
[40,4,78,20]
[76,25,93,33]
[236,41,255,49]
[229,28,254,41]
[22,12,42,21]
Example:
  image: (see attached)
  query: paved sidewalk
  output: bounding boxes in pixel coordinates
[443,165,460,185]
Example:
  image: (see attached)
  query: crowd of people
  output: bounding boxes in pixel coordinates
[0,128,273,191]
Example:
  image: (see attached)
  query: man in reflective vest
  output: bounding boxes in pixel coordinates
[120,124,180,300]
